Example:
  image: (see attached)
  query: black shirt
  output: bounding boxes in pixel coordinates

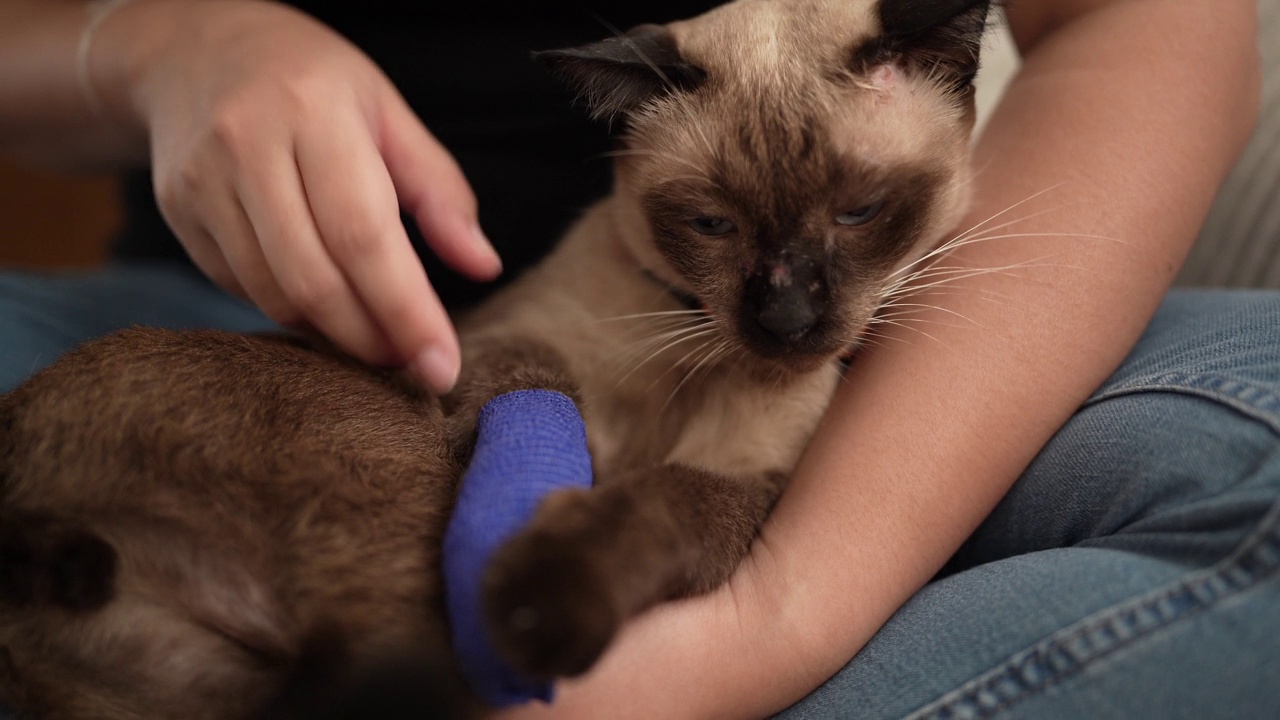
[114,2,721,309]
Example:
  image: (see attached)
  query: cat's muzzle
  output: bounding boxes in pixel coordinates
[743,259,830,345]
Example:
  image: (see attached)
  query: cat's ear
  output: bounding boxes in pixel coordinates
[533,24,706,122]
[863,0,993,89]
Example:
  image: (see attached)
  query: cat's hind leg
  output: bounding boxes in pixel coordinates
[0,509,296,719]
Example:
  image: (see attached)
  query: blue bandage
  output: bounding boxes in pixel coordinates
[441,389,593,707]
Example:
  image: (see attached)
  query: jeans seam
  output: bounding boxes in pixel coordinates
[901,495,1280,720]
[1085,371,1280,437]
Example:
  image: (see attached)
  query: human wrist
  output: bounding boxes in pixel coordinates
[722,541,849,714]
[546,554,832,720]
[81,0,191,146]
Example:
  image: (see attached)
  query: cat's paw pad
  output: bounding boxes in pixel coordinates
[0,515,117,611]
[482,531,620,680]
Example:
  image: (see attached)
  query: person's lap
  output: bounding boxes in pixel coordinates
[0,262,275,393]
[3,267,1278,718]
[778,290,1280,719]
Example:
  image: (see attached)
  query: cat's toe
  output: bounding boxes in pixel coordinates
[482,532,620,680]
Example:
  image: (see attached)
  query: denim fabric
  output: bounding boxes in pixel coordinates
[0,263,275,393]
[2,267,1279,719]
[778,290,1280,719]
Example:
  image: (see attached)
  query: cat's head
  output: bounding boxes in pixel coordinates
[538,0,990,373]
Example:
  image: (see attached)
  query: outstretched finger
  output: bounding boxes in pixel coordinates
[237,143,398,365]
[190,184,300,328]
[297,108,461,394]
[378,90,502,282]
[160,202,249,301]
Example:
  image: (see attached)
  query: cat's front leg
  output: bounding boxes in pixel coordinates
[442,336,583,456]
[441,334,602,704]
[482,464,785,680]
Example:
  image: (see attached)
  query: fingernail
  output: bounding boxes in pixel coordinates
[411,343,460,395]
[475,226,503,275]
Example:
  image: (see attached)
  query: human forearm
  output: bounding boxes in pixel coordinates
[2,0,497,388]
[0,0,176,169]
[758,0,1262,679]
[510,0,1260,717]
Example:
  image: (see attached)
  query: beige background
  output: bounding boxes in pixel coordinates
[0,157,119,268]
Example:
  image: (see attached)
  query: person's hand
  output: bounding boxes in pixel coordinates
[99,0,501,393]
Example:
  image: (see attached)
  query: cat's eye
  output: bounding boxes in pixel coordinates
[836,201,886,227]
[688,217,736,237]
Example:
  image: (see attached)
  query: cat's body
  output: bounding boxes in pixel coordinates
[0,330,465,717]
[0,0,989,717]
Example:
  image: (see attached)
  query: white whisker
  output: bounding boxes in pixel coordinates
[872,302,983,327]
[614,320,708,356]
[868,315,971,331]
[855,328,912,346]
[887,184,1069,282]
[614,325,721,388]
[616,321,716,364]
[882,253,1088,302]
[597,309,708,323]
[869,318,949,348]
[663,338,732,411]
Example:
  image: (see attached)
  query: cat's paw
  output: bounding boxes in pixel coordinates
[481,512,620,679]
[0,514,117,611]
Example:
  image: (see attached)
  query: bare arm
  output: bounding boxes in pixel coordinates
[0,0,150,167]
[0,0,503,393]
[501,0,1261,716]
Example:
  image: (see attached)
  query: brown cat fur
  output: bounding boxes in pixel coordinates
[0,0,989,716]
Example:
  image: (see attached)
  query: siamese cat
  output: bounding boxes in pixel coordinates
[0,0,989,716]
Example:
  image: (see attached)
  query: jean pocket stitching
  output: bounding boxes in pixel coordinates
[1084,371,1280,437]
[902,495,1280,720]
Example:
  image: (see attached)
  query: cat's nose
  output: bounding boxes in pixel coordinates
[756,292,821,340]
[747,261,828,342]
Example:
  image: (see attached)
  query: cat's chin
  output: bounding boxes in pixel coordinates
[731,313,849,364]
[738,346,843,380]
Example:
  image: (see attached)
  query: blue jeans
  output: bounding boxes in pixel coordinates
[2,266,1278,718]
[0,263,275,393]
[779,290,1280,718]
